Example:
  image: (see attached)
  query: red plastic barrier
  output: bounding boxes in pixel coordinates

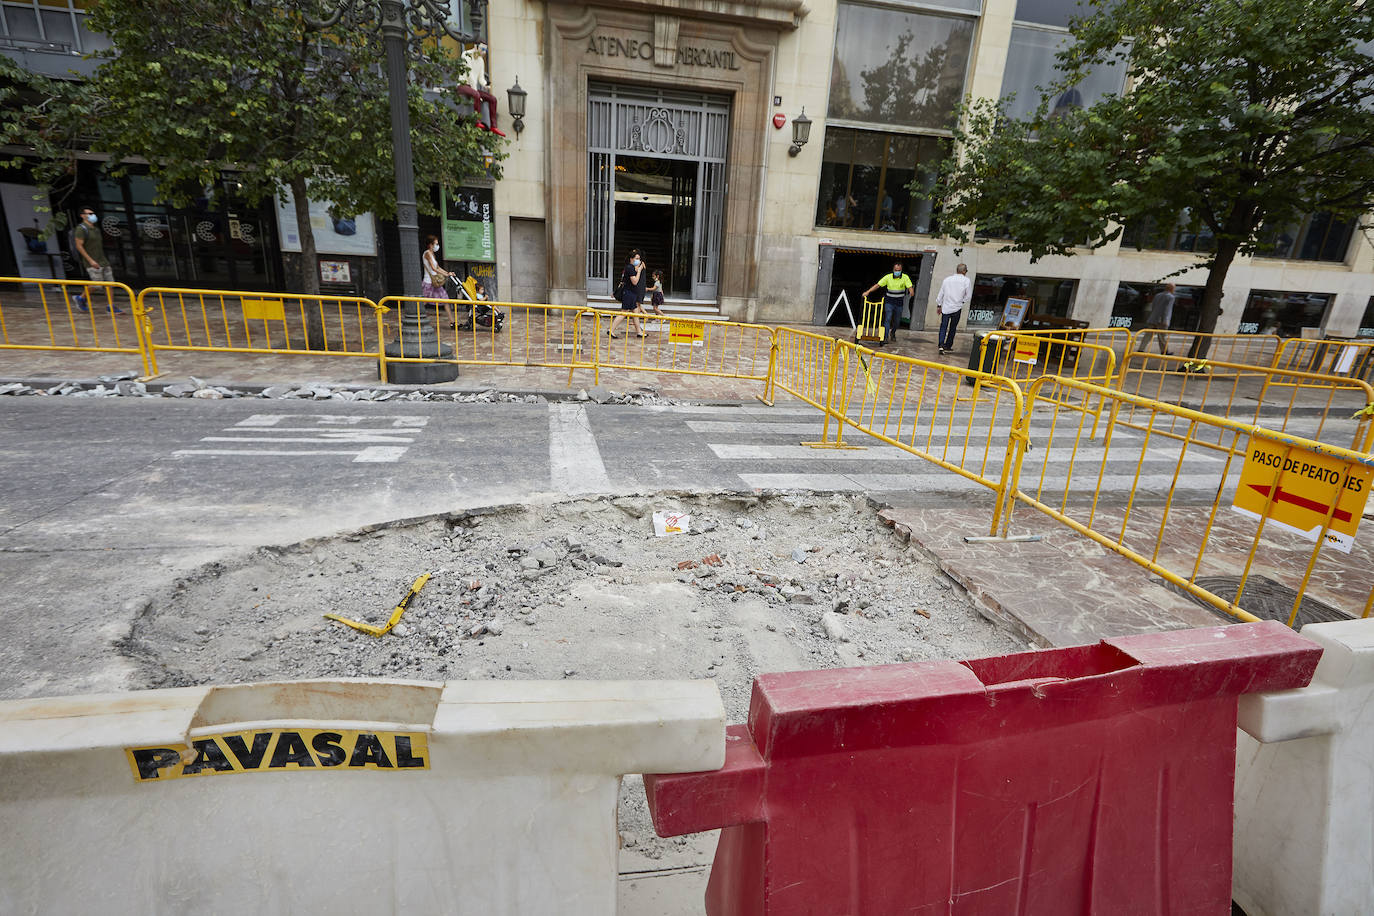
[645,621,1320,915]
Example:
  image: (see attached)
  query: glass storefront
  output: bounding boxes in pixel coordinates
[69,163,281,290]
[969,274,1076,326]
[1361,297,1374,338]
[1239,290,1332,336]
[1110,281,1203,331]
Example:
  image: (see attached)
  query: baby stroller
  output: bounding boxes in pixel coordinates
[444,275,504,332]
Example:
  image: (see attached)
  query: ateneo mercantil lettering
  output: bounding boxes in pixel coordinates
[126,728,429,781]
[584,35,740,70]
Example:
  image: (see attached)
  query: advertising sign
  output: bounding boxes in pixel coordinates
[443,186,495,263]
[275,187,377,257]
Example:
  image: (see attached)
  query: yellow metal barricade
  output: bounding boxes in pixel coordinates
[588,308,773,392]
[0,277,148,375]
[1113,351,1374,454]
[1013,376,1374,623]
[378,297,600,386]
[856,297,884,343]
[1128,329,1283,367]
[825,339,1030,536]
[138,287,388,378]
[1273,337,1374,385]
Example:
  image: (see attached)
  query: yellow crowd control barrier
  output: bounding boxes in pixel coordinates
[589,308,774,392]
[1113,351,1374,454]
[1273,336,1374,385]
[138,287,388,378]
[377,297,599,386]
[784,330,1030,537]
[1013,376,1374,623]
[0,277,147,375]
[1129,329,1283,367]
[764,326,839,411]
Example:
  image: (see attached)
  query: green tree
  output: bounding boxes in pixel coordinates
[0,0,502,295]
[935,0,1374,348]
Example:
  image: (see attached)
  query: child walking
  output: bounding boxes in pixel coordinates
[646,269,667,326]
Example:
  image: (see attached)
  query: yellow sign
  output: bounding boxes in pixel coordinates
[241,298,285,322]
[669,320,705,344]
[1232,437,1372,553]
[126,728,430,782]
[1013,337,1040,365]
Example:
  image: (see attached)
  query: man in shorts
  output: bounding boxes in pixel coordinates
[72,206,123,314]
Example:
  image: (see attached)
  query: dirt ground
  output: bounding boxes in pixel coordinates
[116,491,1026,865]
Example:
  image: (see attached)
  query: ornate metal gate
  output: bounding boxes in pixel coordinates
[586,82,730,301]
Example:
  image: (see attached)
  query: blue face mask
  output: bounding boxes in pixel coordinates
[85,213,98,224]
[892,270,901,277]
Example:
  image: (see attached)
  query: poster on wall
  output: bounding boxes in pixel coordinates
[275,187,378,257]
[0,183,60,279]
[464,261,497,300]
[442,187,495,263]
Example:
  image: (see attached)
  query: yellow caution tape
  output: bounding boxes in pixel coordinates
[1183,359,1209,373]
[1354,403,1374,420]
[857,354,879,398]
[325,573,430,637]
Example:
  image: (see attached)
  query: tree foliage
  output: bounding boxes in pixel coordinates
[0,0,503,292]
[935,0,1374,336]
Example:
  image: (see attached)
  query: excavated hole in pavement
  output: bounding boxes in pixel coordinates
[118,491,1024,869]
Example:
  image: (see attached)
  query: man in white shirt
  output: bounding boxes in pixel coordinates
[936,263,973,354]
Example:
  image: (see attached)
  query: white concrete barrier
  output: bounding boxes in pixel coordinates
[1233,618,1374,916]
[0,678,724,914]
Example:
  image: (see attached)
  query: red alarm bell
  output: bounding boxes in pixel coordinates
[772,113,786,130]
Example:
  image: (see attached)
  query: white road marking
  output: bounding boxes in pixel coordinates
[549,403,610,494]
[200,433,416,443]
[176,414,430,463]
[687,421,827,434]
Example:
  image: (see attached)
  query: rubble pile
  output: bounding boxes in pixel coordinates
[0,375,675,405]
[116,492,1021,863]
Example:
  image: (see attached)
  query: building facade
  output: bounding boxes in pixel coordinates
[487,0,1374,338]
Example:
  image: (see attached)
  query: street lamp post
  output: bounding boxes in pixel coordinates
[308,0,487,383]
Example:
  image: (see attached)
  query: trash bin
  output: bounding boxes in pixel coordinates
[965,331,1003,384]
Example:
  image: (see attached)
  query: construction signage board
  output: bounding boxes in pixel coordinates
[1231,437,1373,553]
[670,320,705,344]
[1013,336,1039,365]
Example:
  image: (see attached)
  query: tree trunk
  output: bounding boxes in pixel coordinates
[1189,238,1239,361]
[290,175,326,349]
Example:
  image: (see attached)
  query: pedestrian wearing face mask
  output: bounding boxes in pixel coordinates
[609,249,646,339]
[71,206,123,314]
[864,260,913,346]
[421,234,455,325]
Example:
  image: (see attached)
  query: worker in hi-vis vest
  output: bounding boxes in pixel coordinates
[863,260,913,346]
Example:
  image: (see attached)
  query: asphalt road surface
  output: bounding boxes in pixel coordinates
[0,394,1272,698]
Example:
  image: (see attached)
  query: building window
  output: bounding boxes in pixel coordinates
[1239,290,1332,336]
[1120,211,1216,253]
[969,274,1076,326]
[1361,297,1374,338]
[828,3,974,131]
[1110,281,1203,331]
[999,25,1125,122]
[816,128,948,233]
[819,2,972,235]
[1013,0,1090,27]
[1256,212,1356,262]
[1124,209,1354,262]
[0,1,108,54]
